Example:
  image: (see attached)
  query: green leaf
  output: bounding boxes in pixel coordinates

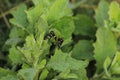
[109,1,120,23]
[39,68,49,80]
[18,32,50,66]
[55,69,78,79]
[5,38,23,46]
[26,2,43,24]
[56,68,88,80]
[35,59,46,70]
[110,77,120,80]
[47,50,88,80]
[103,57,111,77]
[51,17,75,46]
[34,59,47,80]
[0,68,15,78]
[9,46,22,64]
[17,9,50,65]
[52,17,74,39]
[9,27,25,38]
[95,0,109,27]
[71,40,94,60]
[47,50,88,72]
[73,14,95,37]
[35,17,49,38]
[0,75,18,80]
[72,69,88,80]
[10,4,27,29]
[32,0,55,6]
[109,52,120,75]
[18,34,35,64]
[93,27,117,73]
[32,0,41,5]
[61,42,73,53]
[101,52,120,78]
[47,0,72,24]
[18,68,35,80]
[116,22,120,30]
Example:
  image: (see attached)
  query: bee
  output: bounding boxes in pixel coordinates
[44,31,55,40]
[44,31,64,48]
[57,38,64,48]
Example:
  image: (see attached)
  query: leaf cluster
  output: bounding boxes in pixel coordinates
[1,0,120,80]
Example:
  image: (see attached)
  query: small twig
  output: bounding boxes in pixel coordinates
[0,29,4,34]
[80,4,96,10]
[70,0,76,3]
[0,0,31,19]
[0,9,11,29]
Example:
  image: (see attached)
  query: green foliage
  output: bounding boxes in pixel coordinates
[47,50,88,71]
[47,0,71,24]
[109,1,120,23]
[51,17,74,45]
[47,50,88,80]
[93,27,117,73]
[9,46,22,64]
[1,0,120,80]
[26,2,43,24]
[0,75,18,80]
[95,0,109,27]
[18,68,36,80]
[103,52,120,78]
[0,68,18,80]
[71,40,94,60]
[93,1,120,79]
[73,14,96,37]
[10,4,28,29]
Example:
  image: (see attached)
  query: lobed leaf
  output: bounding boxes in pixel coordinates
[109,1,120,23]
[35,17,48,38]
[93,27,117,73]
[51,17,75,46]
[71,40,94,60]
[10,4,27,29]
[0,68,15,78]
[47,49,88,71]
[9,27,25,38]
[109,52,120,75]
[0,75,18,80]
[17,35,36,64]
[9,46,22,64]
[47,50,88,80]
[47,0,72,24]
[103,57,111,77]
[26,2,43,24]
[5,38,23,46]
[95,0,109,27]
[18,68,35,80]
[73,14,96,37]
